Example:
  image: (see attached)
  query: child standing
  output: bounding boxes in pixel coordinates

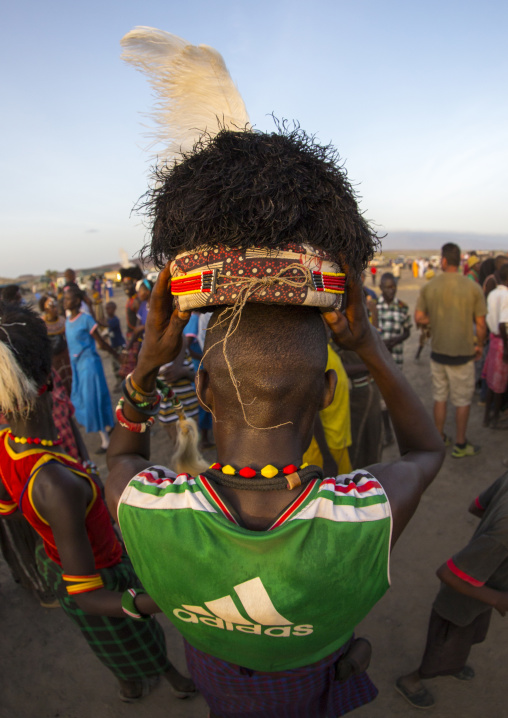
[377,272,411,445]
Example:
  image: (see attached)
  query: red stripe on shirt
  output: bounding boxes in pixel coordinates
[320,478,382,494]
[475,496,484,511]
[446,558,484,587]
[138,471,174,485]
[269,480,318,530]
[200,476,238,525]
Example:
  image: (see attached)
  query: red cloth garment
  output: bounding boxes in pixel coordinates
[0,429,122,568]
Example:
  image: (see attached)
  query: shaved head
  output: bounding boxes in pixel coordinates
[201,304,329,429]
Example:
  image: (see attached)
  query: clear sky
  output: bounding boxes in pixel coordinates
[2,0,507,278]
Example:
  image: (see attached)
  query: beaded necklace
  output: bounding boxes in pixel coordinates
[8,432,63,447]
[205,463,323,491]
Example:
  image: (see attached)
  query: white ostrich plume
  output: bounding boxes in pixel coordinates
[120,26,250,164]
[0,342,38,419]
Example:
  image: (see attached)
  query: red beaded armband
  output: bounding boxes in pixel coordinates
[116,398,156,433]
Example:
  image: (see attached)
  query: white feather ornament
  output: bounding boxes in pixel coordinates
[0,342,38,418]
[120,26,250,164]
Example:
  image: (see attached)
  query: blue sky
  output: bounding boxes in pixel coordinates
[2,0,507,277]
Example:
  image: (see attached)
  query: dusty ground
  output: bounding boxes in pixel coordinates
[2,271,507,718]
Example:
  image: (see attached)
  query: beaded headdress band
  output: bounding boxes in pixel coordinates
[170,243,346,312]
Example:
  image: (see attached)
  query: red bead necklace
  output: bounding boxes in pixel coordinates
[8,432,63,447]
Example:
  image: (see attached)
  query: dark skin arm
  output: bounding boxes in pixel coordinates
[414,309,430,326]
[91,325,118,359]
[323,275,445,547]
[474,316,487,360]
[70,417,90,463]
[436,563,508,617]
[32,463,160,616]
[106,263,190,521]
[125,323,145,350]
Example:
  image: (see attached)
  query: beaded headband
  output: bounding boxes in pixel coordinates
[170,243,346,312]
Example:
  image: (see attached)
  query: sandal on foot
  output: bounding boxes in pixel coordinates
[395,677,435,709]
[451,665,475,681]
[118,675,160,703]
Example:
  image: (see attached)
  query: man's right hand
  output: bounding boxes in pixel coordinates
[322,274,378,356]
[133,263,190,389]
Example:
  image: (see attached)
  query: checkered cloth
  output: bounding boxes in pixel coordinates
[36,545,170,681]
[376,298,411,366]
[51,369,79,459]
[184,638,377,717]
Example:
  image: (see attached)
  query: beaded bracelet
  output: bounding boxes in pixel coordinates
[121,379,161,417]
[121,588,151,621]
[116,398,156,433]
[125,373,158,405]
[62,573,105,595]
[128,373,155,397]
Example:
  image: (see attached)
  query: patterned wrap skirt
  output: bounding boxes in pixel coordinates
[36,546,170,681]
[184,638,377,717]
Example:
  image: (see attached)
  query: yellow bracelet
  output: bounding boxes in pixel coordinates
[62,573,104,595]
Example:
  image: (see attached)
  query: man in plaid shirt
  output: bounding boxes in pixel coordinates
[377,273,411,445]
[377,273,411,367]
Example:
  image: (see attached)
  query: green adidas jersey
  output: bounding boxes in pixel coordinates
[118,467,391,672]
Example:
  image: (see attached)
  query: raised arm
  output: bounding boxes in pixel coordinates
[436,563,508,616]
[323,276,445,547]
[106,263,190,521]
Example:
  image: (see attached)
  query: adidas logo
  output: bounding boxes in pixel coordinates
[173,577,313,638]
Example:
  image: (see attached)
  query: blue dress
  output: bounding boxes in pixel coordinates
[65,312,114,432]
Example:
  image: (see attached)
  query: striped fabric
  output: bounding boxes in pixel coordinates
[184,638,378,717]
[35,545,170,681]
[158,361,200,424]
[123,468,390,530]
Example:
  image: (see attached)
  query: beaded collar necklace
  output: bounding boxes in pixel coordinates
[8,432,63,447]
[204,462,323,491]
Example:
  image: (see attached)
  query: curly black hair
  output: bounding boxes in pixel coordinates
[138,123,380,276]
[0,301,51,388]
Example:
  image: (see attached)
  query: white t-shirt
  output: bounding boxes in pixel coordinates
[486,285,508,335]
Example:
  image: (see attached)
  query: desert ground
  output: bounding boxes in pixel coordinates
[1,268,507,718]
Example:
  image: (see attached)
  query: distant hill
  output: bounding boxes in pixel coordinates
[382,231,508,252]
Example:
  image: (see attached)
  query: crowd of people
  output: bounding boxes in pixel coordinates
[0,126,507,718]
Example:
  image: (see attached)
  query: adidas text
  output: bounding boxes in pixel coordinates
[173,608,313,637]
